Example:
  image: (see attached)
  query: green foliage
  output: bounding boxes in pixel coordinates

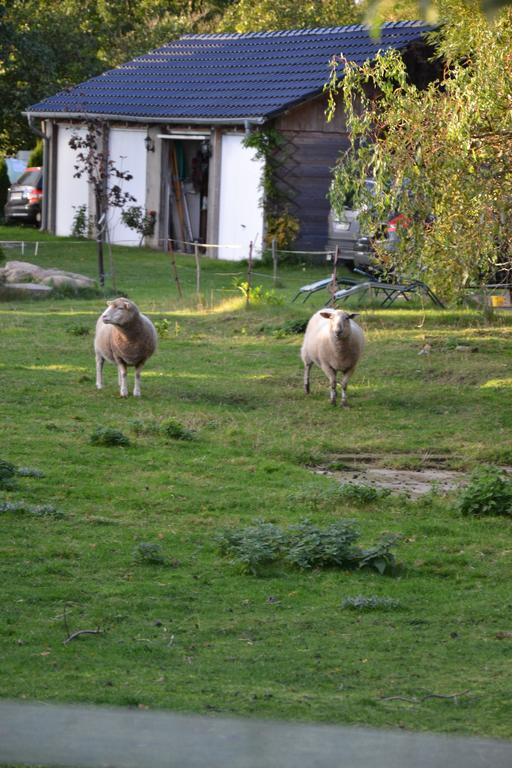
[217,518,399,575]
[217,521,286,574]
[0,501,63,518]
[0,1,234,153]
[71,205,90,239]
[0,458,44,489]
[243,128,300,249]
[66,322,90,336]
[28,140,43,167]
[219,0,359,32]
[154,318,170,339]
[265,212,300,250]
[90,427,131,447]
[120,206,156,245]
[161,418,195,441]
[133,541,169,565]
[456,465,512,516]
[341,594,402,610]
[327,3,512,301]
[0,459,18,489]
[338,482,392,503]
[234,279,284,306]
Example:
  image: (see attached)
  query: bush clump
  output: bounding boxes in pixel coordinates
[0,501,63,518]
[90,427,130,447]
[456,466,512,517]
[0,459,44,489]
[0,459,18,489]
[217,518,399,576]
[341,595,402,611]
[161,418,195,441]
[338,483,392,504]
[133,542,169,566]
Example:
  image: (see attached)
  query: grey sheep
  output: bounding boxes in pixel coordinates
[94,298,157,397]
[301,309,365,407]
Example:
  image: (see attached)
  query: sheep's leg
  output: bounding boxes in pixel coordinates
[303,362,312,394]
[320,362,337,405]
[117,361,128,398]
[341,370,352,408]
[133,364,143,397]
[95,353,105,390]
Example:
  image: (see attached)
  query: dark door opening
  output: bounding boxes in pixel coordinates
[167,138,210,252]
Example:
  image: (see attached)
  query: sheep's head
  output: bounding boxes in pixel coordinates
[319,309,358,340]
[101,298,138,326]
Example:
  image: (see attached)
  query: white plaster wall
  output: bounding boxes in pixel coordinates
[107,128,147,245]
[217,134,264,261]
[55,125,89,237]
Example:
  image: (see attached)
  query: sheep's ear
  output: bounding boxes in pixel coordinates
[122,300,131,309]
[347,312,359,319]
[106,300,113,306]
[319,310,333,319]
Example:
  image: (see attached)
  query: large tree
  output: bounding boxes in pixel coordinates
[219,0,360,32]
[0,0,235,154]
[327,0,512,301]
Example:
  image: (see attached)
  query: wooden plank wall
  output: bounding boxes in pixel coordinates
[274,94,349,254]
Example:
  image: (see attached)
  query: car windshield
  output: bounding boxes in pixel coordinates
[16,169,41,188]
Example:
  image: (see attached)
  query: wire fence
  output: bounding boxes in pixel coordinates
[1,235,337,305]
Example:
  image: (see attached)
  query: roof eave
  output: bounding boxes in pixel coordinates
[23,111,267,126]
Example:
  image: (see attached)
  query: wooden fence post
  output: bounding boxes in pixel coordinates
[331,244,340,294]
[194,241,201,296]
[272,238,278,286]
[168,240,183,299]
[246,240,253,308]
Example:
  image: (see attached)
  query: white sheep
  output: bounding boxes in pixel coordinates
[94,298,157,397]
[301,308,365,407]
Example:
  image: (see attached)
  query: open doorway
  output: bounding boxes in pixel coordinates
[165,137,210,252]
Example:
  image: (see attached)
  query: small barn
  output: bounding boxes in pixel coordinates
[25,22,436,260]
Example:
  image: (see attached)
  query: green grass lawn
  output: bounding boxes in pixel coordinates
[1,227,512,739]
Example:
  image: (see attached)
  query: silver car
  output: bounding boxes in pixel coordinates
[326,179,377,267]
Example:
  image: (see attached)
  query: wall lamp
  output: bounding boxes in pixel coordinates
[144,134,155,152]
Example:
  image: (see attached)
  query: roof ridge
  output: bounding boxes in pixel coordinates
[179,20,430,41]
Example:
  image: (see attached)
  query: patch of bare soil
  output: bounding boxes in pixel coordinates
[313,454,468,497]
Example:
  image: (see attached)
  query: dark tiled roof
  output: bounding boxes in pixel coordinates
[26,22,435,122]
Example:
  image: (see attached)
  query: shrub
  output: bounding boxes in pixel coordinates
[0,501,63,518]
[90,427,130,447]
[217,521,285,575]
[161,418,195,441]
[338,483,392,504]
[28,140,43,168]
[0,459,44,489]
[217,518,399,576]
[121,206,156,245]
[66,323,90,336]
[456,466,512,517]
[133,542,168,565]
[71,204,90,239]
[341,595,402,611]
[0,459,18,488]
[154,318,170,339]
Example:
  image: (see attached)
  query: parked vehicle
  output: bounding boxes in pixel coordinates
[4,167,43,226]
[327,178,410,268]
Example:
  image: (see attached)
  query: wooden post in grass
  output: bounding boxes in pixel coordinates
[246,240,253,308]
[194,241,201,296]
[330,244,340,296]
[168,240,183,299]
[272,238,278,286]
